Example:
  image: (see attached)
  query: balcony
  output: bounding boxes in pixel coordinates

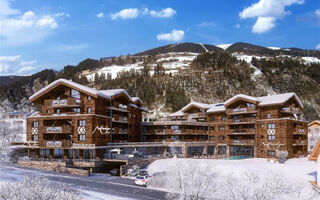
[293,128,305,135]
[227,128,255,135]
[293,140,307,146]
[226,107,257,115]
[112,116,128,123]
[44,98,82,108]
[42,125,72,134]
[39,140,71,148]
[106,106,128,113]
[143,129,208,135]
[228,139,255,145]
[280,107,300,114]
[227,118,256,124]
[187,112,207,119]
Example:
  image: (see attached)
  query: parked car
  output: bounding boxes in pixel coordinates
[139,170,148,176]
[135,175,149,186]
[109,168,119,176]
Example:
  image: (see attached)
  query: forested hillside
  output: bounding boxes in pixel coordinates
[0,42,320,121]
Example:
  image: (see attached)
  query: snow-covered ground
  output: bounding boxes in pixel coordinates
[147,157,318,199]
[302,57,320,64]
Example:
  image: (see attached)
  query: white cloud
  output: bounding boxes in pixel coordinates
[111,7,176,20]
[252,17,276,33]
[239,0,304,33]
[198,21,216,27]
[96,12,104,18]
[235,24,241,28]
[0,55,36,75]
[157,29,184,42]
[53,44,89,53]
[316,43,320,50]
[315,9,320,18]
[0,0,68,46]
[148,8,176,18]
[111,8,139,20]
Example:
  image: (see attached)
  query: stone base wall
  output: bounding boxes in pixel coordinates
[17,160,89,176]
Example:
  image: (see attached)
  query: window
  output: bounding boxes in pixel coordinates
[171,126,179,130]
[87,107,91,114]
[78,120,85,127]
[32,121,38,127]
[261,124,264,128]
[219,126,225,131]
[219,136,225,140]
[210,126,215,131]
[267,123,276,141]
[209,136,215,141]
[32,134,38,141]
[267,113,271,119]
[267,150,275,156]
[78,133,85,141]
[56,109,60,114]
[261,150,264,154]
[210,117,215,122]
[73,108,80,114]
[87,96,91,100]
[46,109,50,114]
[222,117,227,121]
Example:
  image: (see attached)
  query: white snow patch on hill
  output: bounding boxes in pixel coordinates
[268,47,281,50]
[302,57,320,64]
[216,43,232,50]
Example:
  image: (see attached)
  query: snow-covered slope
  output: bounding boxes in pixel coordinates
[217,43,233,50]
[85,52,198,82]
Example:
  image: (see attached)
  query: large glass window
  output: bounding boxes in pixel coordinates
[78,120,85,127]
[32,121,38,127]
[219,126,225,131]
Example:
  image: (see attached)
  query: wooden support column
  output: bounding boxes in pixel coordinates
[73,150,75,160]
[90,150,93,160]
[49,149,53,160]
[35,149,39,159]
[64,149,68,160]
[95,149,100,161]
[27,149,30,158]
[80,149,83,160]
[42,149,44,160]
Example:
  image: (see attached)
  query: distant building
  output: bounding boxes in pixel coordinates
[0,112,31,142]
[308,120,320,153]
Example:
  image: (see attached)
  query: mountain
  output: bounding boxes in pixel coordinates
[226,42,320,58]
[134,42,222,56]
[1,42,320,121]
[0,76,25,86]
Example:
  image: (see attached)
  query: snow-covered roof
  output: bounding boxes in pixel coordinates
[224,94,258,106]
[207,103,226,113]
[139,106,149,112]
[170,110,184,117]
[257,93,303,108]
[128,103,138,108]
[181,101,212,112]
[29,78,111,101]
[100,89,130,98]
[131,97,143,104]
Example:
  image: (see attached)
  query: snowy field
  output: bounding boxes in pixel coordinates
[147,157,319,199]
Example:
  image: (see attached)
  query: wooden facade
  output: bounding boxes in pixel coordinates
[142,93,308,158]
[25,79,146,161]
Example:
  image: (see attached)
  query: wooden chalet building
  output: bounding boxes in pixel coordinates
[142,93,308,158]
[25,78,147,161]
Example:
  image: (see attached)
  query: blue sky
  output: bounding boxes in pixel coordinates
[0,0,319,76]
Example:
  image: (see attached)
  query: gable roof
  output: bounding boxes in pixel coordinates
[181,101,211,112]
[29,78,111,102]
[170,110,184,117]
[309,120,320,127]
[224,93,303,108]
[257,93,303,108]
[207,103,226,113]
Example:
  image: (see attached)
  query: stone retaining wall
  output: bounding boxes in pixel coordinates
[17,160,89,176]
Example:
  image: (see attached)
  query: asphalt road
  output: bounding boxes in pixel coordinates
[0,165,167,200]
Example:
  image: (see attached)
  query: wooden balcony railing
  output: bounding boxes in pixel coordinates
[143,129,208,135]
[39,140,71,148]
[293,140,307,146]
[44,98,81,107]
[280,107,300,114]
[41,125,72,134]
[186,112,207,119]
[226,107,257,115]
[228,139,255,145]
[293,128,306,135]
[227,118,256,124]
[227,128,255,135]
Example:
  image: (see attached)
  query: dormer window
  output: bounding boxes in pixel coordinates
[87,96,91,100]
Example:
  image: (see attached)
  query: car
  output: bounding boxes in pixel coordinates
[135,175,149,186]
[139,170,148,176]
[109,168,119,176]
